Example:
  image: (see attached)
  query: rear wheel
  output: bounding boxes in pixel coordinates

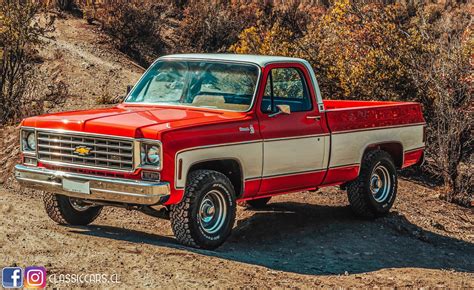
[347,150,397,219]
[43,193,102,225]
[170,170,236,250]
[244,197,271,209]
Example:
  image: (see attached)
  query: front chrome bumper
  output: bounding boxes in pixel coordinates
[14,164,170,205]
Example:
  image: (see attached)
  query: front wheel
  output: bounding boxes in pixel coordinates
[170,170,236,250]
[347,150,397,219]
[43,193,103,225]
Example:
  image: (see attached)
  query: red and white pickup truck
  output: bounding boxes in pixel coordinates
[15,54,425,249]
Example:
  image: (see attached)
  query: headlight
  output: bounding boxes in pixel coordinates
[27,132,36,150]
[21,130,36,153]
[146,146,160,164]
[140,142,162,169]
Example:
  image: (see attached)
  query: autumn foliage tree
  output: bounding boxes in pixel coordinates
[230,0,472,205]
[230,0,430,101]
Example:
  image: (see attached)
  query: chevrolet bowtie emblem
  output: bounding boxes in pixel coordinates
[73,145,92,156]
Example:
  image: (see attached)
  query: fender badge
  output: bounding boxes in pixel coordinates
[239,124,255,134]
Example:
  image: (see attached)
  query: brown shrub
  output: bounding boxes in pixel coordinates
[0,1,65,125]
[98,0,168,66]
[174,0,259,53]
[410,19,473,206]
[96,85,123,105]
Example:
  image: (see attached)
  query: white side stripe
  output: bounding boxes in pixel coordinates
[330,125,424,168]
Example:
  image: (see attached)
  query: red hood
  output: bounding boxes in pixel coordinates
[22,104,247,138]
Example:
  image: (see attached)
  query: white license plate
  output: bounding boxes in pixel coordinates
[62,178,90,194]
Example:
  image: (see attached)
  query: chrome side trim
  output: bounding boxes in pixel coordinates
[14,165,170,205]
[175,140,262,155]
[174,133,331,154]
[262,168,326,179]
[263,133,330,142]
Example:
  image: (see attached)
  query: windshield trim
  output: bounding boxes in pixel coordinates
[123,58,262,113]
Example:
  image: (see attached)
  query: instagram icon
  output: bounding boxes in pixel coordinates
[24,266,47,288]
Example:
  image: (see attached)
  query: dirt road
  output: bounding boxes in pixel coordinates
[1,179,473,288]
[1,15,473,288]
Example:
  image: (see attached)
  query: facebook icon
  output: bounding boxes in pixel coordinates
[2,267,23,288]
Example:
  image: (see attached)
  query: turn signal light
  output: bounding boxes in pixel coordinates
[24,157,38,166]
[142,170,160,181]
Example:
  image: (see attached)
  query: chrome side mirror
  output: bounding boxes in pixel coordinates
[269,104,291,117]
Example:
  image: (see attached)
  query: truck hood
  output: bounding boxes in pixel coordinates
[22,104,246,138]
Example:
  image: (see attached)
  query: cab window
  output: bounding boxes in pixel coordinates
[261,67,312,113]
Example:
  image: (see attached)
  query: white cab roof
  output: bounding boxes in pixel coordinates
[159,54,307,67]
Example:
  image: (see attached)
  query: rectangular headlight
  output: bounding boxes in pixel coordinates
[139,141,162,170]
[20,128,36,155]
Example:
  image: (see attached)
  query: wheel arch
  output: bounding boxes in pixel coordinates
[362,141,404,169]
[186,158,244,197]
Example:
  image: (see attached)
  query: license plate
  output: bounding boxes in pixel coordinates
[62,178,90,194]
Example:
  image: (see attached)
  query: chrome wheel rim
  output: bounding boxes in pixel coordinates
[69,198,91,212]
[370,164,391,203]
[198,190,227,234]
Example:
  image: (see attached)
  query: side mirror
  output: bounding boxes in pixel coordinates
[126,85,133,94]
[269,104,291,118]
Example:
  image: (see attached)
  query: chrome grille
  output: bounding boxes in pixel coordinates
[37,131,134,171]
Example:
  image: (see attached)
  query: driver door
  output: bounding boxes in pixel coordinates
[256,63,329,195]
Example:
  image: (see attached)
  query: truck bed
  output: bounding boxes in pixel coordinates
[321,99,425,186]
[323,100,425,132]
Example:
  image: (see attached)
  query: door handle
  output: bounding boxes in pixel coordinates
[306,115,321,121]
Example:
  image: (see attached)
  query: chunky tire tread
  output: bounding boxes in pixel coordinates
[347,150,397,219]
[245,197,271,209]
[43,193,102,225]
[170,170,236,249]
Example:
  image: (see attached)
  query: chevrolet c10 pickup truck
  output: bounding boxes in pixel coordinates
[15,54,425,249]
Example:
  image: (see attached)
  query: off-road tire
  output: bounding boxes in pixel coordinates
[43,193,103,225]
[244,197,271,209]
[170,170,236,250]
[347,150,397,219]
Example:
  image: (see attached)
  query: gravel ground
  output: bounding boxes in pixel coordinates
[1,179,473,288]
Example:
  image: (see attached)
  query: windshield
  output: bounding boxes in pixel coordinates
[125,60,260,112]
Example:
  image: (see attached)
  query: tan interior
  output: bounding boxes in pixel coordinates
[192,95,249,111]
